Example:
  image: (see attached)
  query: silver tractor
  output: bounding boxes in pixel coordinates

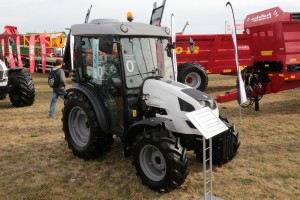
[62,17,240,192]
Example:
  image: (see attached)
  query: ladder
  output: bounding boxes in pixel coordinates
[201,137,223,200]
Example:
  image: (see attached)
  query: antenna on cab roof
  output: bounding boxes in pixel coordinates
[85,5,93,23]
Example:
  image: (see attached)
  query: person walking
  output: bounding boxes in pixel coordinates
[49,59,66,118]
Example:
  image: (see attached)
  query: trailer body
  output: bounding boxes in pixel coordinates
[216,7,300,104]
[176,33,252,75]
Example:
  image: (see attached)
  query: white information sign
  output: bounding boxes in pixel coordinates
[186,107,228,139]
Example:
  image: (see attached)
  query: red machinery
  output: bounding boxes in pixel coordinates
[175,7,300,109]
[176,33,252,75]
[215,7,300,109]
[0,26,65,69]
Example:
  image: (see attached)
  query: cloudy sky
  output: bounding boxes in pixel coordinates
[1,0,299,34]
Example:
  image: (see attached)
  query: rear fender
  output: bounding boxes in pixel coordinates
[8,68,23,76]
[66,83,112,134]
[123,117,171,157]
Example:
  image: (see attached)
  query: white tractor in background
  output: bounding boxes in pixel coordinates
[0,59,35,107]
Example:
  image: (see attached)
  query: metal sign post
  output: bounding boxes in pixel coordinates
[200,137,223,200]
[186,107,226,200]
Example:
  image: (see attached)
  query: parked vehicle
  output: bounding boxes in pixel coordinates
[0,59,35,107]
[61,11,240,192]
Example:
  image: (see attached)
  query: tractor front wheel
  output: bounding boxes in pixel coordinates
[133,128,188,192]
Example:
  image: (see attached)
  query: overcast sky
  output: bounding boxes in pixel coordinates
[1,0,299,34]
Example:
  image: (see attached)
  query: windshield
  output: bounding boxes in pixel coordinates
[121,37,174,88]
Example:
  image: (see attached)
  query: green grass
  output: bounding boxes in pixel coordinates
[0,73,299,200]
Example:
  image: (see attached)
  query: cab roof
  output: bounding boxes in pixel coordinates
[71,19,170,37]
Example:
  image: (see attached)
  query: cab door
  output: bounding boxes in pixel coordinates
[80,36,124,135]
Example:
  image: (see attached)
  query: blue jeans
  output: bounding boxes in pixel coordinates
[49,88,67,118]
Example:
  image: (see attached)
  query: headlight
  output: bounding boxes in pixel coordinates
[198,99,217,110]
[120,24,128,33]
[178,98,195,112]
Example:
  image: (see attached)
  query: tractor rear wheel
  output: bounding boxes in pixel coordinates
[133,128,188,192]
[177,62,208,91]
[8,69,35,107]
[63,91,114,159]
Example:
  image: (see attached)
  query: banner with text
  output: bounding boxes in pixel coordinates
[16,36,23,68]
[40,33,46,74]
[29,35,35,73]
[1,39,5,60]
[8,37,16,68]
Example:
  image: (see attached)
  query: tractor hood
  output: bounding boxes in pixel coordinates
[143,78,219,117]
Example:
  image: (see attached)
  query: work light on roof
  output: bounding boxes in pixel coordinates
[120,24,128,33]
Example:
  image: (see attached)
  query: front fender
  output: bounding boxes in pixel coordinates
[123,117,171,157]
[66,83,112,134]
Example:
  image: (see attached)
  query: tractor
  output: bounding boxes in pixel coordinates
[62,15,240,192]
[0,59,35,107]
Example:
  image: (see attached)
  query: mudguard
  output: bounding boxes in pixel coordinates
[66,83,112,134]
[124,117,171,157]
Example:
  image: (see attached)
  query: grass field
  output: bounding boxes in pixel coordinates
[0,73,299,200]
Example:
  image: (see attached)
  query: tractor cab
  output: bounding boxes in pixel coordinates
[66,19,175,136]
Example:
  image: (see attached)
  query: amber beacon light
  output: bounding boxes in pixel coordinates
[127,12,133,22]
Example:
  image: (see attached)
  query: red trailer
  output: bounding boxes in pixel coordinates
[176,33,252,90]
[176,33,252,74]
[215,7,300,108]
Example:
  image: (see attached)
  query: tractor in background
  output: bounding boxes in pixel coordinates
[0,59,35,107]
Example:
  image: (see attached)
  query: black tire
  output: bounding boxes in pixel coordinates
[177,62,208,91]
[63,91,114,159]
[8,70,35,107]
[0,93,7,100]
[133,128,188,192]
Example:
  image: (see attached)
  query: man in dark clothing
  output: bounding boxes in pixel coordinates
[49,59,66,118]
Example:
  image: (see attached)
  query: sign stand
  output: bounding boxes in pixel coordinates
[200,137,223,200]
[186,107,226,200]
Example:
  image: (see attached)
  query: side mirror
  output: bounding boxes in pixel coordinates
[189,37,195,53]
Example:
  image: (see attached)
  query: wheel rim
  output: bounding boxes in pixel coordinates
[68,106,90,148]
[185,72,201,88]
[139,144,166,182]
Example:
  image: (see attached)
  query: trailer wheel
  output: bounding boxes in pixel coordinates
[8,69,35,107]
[63,91,114,159]
[133,128,188,192]
[177,62,208,91]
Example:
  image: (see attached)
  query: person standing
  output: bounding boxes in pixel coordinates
[49,59,66,118]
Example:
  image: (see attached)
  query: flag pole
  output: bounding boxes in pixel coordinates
[226,2,247,120]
